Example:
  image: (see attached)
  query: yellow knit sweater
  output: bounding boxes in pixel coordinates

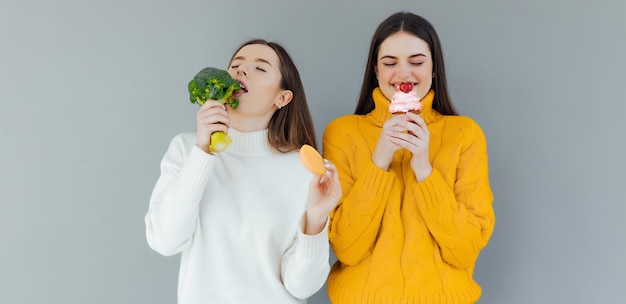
[322,88,495,303]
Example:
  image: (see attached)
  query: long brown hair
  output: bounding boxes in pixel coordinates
[230,39,317,152]
[355,12,458,116]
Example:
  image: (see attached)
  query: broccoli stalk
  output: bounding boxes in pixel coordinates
[187,67,243,153]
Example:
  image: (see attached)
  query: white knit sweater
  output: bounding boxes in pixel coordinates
[145,129,330,304]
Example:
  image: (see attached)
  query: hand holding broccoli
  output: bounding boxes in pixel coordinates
[188,67,244,153]
[195,100,231,154]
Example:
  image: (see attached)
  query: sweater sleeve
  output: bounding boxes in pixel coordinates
[322,121,396,266]
[145,134,216,256]
[409,121,495,269]
[280,219,331,299]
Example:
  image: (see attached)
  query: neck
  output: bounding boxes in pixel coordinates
[229,111,274,132]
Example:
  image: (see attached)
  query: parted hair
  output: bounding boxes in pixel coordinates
[355,12,458,116]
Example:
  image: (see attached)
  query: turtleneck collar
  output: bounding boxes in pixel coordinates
[224,127,273,156]
[367,87,439,127]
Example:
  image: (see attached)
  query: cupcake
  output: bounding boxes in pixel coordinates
[389,82,421,114]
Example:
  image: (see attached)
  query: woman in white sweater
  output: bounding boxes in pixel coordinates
[145,39,341,304]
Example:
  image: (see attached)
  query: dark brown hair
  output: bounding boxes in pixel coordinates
[230,39,317,152]
[355,12,458,116]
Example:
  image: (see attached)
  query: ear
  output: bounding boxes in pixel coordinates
[276,90,293,108]
[374,65,379,79]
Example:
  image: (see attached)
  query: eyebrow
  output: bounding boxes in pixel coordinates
[379,53,427,60]
[232,56,272,66]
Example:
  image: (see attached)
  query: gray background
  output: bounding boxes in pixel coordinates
[1,0,625,303]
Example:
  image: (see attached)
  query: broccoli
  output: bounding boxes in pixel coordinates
[188,67,243,108]
[187,67,244,153]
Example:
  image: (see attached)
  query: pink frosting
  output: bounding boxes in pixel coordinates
[389,91,421,113]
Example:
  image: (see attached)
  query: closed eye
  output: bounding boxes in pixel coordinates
[256,67,266,72]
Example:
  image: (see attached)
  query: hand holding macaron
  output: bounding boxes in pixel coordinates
[299,144,341,235]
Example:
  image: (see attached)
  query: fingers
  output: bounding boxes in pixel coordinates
[199,99,227,111]
[373,118,409,170]
[320,160,342,198]
[196,101,230,151]
[381,115,408,134]
[387,114,429,139]
[312,160,340,192]
[198,100,229,118]
[383,115,429,155]
[198,101,230,129]
[319,159,337,183]
[383,115,426,141]
[405,111,424,124]
[306,159,342,221]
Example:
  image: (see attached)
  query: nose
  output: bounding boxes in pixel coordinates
[236,65,248,77]
[398,62,411,78]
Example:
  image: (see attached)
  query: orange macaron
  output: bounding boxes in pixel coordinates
[299,144,326,175]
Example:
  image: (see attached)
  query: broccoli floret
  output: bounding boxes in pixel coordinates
[187,67,243,153]
[188,67,243,108]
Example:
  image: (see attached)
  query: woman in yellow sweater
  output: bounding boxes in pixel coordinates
[322,12,496,303]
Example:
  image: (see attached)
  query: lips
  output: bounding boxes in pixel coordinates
[236,79,249,93]
[232,79,248,99]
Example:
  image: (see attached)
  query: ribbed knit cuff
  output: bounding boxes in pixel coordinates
[413,168,456,211]
[176,145,215,189]
[295,218,330,261]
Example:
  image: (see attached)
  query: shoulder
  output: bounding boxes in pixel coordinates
[322,115,370,158]
[440,115,488,149]
[323,115,363,138]
[162,132,197,158]
[442,115,485,135]
[327,114,362,127]
[171,132,196,144]
[167,132,196,149]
